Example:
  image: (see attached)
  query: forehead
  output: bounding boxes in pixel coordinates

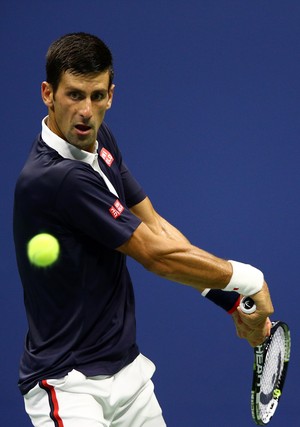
[59,70,110,90]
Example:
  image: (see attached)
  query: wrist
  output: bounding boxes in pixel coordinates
[223,260,264,296]
[201,288,240,313]
[227,295,241,314]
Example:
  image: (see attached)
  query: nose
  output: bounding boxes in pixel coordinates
[79,99,92,120]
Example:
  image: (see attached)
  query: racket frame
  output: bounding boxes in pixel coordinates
[251,321,291,425]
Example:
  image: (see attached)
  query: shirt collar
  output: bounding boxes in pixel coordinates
[41,116,98,165]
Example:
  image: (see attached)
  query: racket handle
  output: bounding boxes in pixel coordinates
[240,296,257,314]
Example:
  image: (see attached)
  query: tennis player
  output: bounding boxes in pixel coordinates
[13,32,274,427]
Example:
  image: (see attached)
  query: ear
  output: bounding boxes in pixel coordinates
[106,84,115,110]
[41,81,54,109]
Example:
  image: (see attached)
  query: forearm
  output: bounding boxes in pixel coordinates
[130,199,240,311]
[125,201,273,317]
[148,243,231,290]
[119,222,231,290]
[155,214,191,244]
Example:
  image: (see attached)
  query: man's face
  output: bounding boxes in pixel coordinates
[42,71,114,152]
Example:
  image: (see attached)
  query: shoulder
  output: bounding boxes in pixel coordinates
[98,122,120,154]
[16,136,95,197]
[97,122,124,170]
[98,121,116,142]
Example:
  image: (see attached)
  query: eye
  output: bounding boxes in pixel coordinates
[91,91,106,102]
[68,91,83,101]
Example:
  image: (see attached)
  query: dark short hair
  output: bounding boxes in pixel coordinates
[46,32,114,93]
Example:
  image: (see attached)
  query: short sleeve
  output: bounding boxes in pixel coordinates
[56,163,142,249]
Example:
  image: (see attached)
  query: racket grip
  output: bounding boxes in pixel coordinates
[240,296,257,314]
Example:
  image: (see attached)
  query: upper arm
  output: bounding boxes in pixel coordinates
[130,197,161,234]
[120,197,189,271]
[117,221,160,270]
[117,221,187,276]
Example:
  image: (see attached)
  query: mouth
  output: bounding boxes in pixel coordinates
[74,124,92,135]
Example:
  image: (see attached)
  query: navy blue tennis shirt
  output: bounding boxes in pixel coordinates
[13,120,146,395]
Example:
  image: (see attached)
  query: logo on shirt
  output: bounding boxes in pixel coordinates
[100,147,114,167]
[109,199,124,219]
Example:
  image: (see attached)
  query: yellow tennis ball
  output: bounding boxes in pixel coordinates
[27,233,60,267]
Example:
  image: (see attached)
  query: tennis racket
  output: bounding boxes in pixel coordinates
[240,296,291,425]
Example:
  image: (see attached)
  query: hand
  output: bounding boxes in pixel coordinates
[243,280,274,321]
[231,309,272,347]
[232,281,274,347]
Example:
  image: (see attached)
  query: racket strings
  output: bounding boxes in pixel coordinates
[258,326,286,421]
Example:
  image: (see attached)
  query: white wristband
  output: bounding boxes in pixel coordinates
[223,260,264,296]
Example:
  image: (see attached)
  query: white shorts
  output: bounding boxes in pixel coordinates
[24,354,166,427]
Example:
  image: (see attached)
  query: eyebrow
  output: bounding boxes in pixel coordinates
[65,86,108,94]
